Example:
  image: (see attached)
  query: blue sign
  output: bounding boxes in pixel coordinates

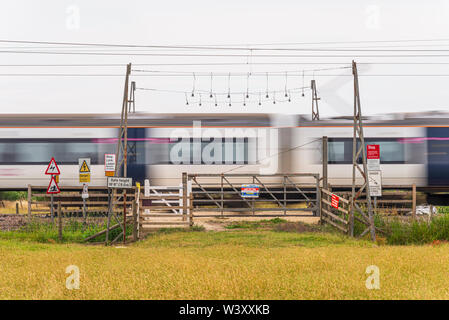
[241,184,260,198]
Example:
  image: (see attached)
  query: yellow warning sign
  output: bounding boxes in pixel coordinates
[79,173,90,183]
[80,160,90,173]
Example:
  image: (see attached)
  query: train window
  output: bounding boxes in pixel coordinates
[328,138,352,164]
[54,142,99,164]
[0,140,108,164]
[166,138,252,165]
[0,143,16,163]
[360,139,405,164]
[328,137,421,164]
[14,142,53,163]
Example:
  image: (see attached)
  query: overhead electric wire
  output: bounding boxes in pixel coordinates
[4,37,449,50]
[131,65,351,75]
[136,86,311,95]
[4,73,449,77]
[7,49,449,58]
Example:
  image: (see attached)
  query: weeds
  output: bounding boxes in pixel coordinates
[0,218,130,243]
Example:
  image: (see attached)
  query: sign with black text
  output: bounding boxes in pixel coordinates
[107,177,133,189]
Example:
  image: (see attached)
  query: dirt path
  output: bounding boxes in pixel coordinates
[193,216,320,231]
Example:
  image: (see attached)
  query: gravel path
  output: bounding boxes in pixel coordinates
[0,214,27,231]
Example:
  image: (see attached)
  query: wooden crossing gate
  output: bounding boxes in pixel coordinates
[137,180,193,238]
[320,188,351,234]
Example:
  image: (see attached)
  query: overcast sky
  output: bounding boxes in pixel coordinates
[1,0,449,117]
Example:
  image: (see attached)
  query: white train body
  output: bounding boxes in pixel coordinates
[0,113,442,189]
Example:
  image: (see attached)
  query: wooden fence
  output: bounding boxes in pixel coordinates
[336,184,417,217]
[27,185,134,220]
[321,188,351,233]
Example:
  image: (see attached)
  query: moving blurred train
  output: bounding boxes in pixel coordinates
[0,112,449,199]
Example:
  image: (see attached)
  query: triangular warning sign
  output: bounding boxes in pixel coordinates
[45,157,60,175]
[47,176,60,194]
[80,160,90,173]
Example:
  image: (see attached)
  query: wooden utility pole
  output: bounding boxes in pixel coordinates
[129,81,136,113]
[350,61,376,241]
[311,80,320,121]
[106,62,132,245]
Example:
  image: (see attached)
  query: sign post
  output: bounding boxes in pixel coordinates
[367,145,382,207]
[79,158,91,222]
[45,158,61,223]
[82,183,89,223]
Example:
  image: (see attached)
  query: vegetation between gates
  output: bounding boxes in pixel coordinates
[3,214,449,245]
[0,219,131,243]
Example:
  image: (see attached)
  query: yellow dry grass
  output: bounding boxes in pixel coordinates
[1,230,449,300]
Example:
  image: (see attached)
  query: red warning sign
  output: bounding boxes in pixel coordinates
[367,145,380,160]
[331,194,340,209]
[45,157,60,175]
[47,176,60,194]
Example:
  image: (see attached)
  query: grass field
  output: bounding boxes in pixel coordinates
[1,227,449,300]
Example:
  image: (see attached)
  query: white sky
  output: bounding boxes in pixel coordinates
[1,0,449,117]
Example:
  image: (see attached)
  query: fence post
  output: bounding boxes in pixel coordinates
[348,196,354,236]
[189,194,194,227]
[27,184,32,219]
[58,201,62,242]
[182,172,187,221]
[412,183,416,220]
[315,174,321,218]
[16,202,19,214]
[132,199,138,242]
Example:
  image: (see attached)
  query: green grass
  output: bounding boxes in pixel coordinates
[0,219,130,243]
[385,214,449,245]
[0,191,27,201]
[437,206,449,214]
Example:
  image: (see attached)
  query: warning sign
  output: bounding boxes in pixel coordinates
[47,176,60,194]
[79,158,91,183]
[368,171,382,197]
[45,157,60,175]
[79,159,90,173]
[104,154,116,176]
[367,145,380,171]
[241,184,260,198]
[331,194,340,209]
[79,174,90,183]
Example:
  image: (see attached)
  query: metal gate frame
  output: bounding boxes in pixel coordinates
[186,173,320,217]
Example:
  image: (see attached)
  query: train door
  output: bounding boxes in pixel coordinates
[427,127,449,186]
[126,128,146,184]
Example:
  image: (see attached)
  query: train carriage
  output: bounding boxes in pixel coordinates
[0,112,448,194]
